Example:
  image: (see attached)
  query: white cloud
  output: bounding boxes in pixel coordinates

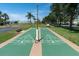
[8,13,28,23]
[31,9,50,20]
[6,9,50,23]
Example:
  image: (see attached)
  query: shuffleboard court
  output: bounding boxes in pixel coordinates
[41,28,79,56]
[0,28,36,56]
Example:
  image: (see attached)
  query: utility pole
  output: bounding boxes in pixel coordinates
[35,3,40,43]
[37,4,38,29]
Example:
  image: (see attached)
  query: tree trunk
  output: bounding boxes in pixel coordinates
[59,21,62,26]
[69,15,73,30]
[30,18,31,24]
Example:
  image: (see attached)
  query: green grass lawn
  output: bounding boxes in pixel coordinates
[0,23,31,44]
[19,23,31,30]
[0,30,17,43]
[49,26,79,46]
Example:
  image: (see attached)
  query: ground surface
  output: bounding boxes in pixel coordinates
[0,27,18,33]
[41,28,79,56]
[0,27,79,56]
[50,26,79,46]
[0,30,17,43]
[0,24,31,44]
[0,28,36,56]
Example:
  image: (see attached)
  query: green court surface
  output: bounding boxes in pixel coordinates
[41,28,79,56]
[0,28,36,56]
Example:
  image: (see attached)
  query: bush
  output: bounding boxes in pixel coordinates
[77,22,79,26]
[16,28,22,32]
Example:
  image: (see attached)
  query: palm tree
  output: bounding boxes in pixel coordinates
[33,16,36,21]
[2,13,9,21]
[25,12,34,24]
[2,13,9,25]
[32,16,36,23]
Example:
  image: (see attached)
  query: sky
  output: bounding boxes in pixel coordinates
[0,3,51,23]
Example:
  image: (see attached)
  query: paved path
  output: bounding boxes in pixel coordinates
[30,42,42,56]
[30,29,42,56]
[41,28,79,56]
[0,28,36,56]
[0,27,79,56]
[0,27,18,33]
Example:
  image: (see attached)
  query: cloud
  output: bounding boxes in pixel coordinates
[8,13,36,23]
[30,9,50,20]
[33,4,50,20]
[8,13,28,23]
[6,8,50,23]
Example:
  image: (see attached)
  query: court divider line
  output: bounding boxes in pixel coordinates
[0,28,32,48]
[47,28,79,52]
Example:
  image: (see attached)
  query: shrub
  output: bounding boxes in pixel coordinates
[16,28,22,32]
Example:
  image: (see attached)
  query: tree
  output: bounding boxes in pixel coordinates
[2,13,9,22]
[25,12,34,24]
[0,12,9,25]
[42,3,79,29]
[0,11,3,22]
[32,15,36,23]
[14,21,19,24]
[0,11,2,20]
[65,4,78,30]
[50,3,79,28]
[50,4,65,26]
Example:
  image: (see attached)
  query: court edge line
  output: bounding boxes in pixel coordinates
[0,28,32,48]
[47,28,79,52]
[29,28,42,56]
